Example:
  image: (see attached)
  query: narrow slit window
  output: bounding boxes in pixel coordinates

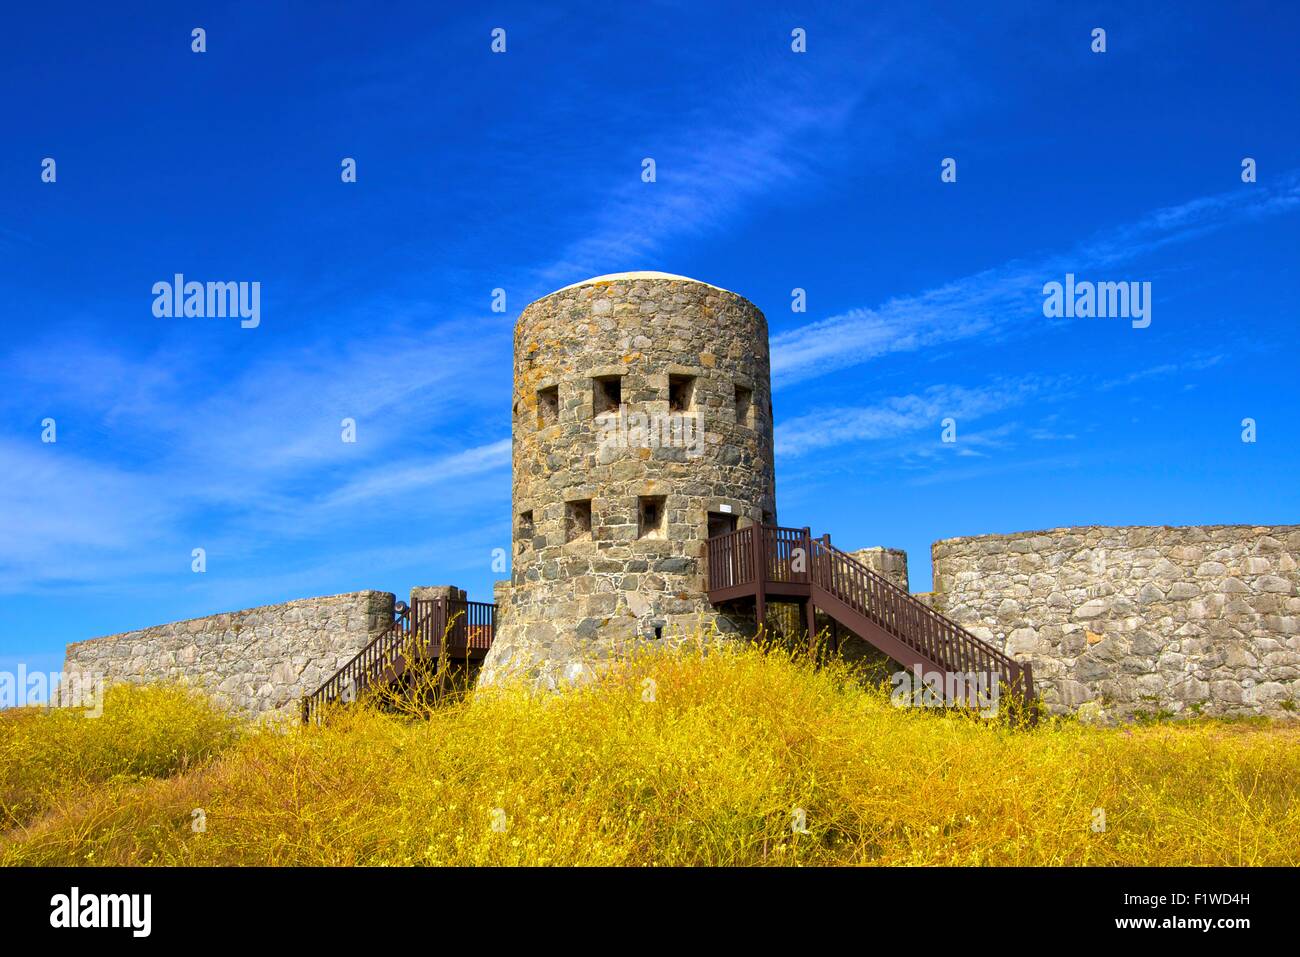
[668,375,695,413]
[638,495,667,540]
[566,499,592,542]
[517,510,534,552]
[537,386,559,427]
[593,376,621,415]
[734,384,753,427]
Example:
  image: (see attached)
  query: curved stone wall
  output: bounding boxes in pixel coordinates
[480,273,777,688]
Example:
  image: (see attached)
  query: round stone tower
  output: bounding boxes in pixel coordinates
[478,272,777,688]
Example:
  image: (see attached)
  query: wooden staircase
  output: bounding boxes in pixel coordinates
[705,524,1035,710]
[301,597,496,723]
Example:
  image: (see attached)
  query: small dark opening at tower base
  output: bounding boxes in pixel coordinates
[707,511,737,538]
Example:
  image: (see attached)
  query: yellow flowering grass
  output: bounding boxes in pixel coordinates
[2,642,1296,865]
[0,683,240,833]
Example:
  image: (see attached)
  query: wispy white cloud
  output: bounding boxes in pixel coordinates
[775,344,1231,466]
[771,175,1300,387]
[320,439,511,510]
[526,28,963,291]
[775,379,1046,457]
[535,98,854,285]
[0,438,180,590]
[905,452,1084,488]
[1097,353,1224,391]
[0,313,513,594]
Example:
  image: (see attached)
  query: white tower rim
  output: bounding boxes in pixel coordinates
[550,271,737,296]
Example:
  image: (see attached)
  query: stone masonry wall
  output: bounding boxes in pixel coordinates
[927,525,1300,720]
[493,579,512,634]
[848,547,909,591]
[64,591,395,717]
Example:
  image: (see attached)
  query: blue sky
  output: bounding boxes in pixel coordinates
[2,1,1298,675]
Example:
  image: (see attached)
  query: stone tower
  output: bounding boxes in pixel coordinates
[478,272,777,688]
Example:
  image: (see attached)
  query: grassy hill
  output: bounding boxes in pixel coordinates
[2,643,1297,866]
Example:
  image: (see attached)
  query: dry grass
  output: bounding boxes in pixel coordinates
[0,683,240,835]
[2,642,1297,866]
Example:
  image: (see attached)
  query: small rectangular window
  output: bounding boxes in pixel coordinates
[638,496,667,539]
[593,376,621,415]
[735,384,753,427]
[668,375,695,413]
[566,499,592,542]
[707,511,737,539]
[537,386,559,427]
[517,510,534,552]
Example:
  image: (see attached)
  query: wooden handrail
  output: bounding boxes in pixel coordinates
[704,524,1035,704]
[816,540,1020,669]
[301,597,497,723]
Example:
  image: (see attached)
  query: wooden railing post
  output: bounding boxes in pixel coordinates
[801,526,812,585]
[819,533,831,590]
[752,523,766,630]
[432,599,446,656]
[803,526,816,651]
